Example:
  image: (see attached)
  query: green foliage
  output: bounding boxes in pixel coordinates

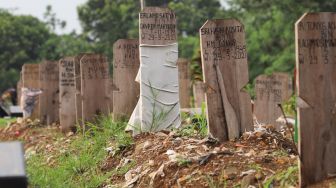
[177,103,208,138]
[27,115,133,187]
[0,9,50,91]
[0,8,92,92]
[77,0,140,58]
[263,166,298,188]
[228,0,336,80]
[0,118,15,127]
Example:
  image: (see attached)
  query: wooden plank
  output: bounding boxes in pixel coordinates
[178,58,191,108]
[80,54,110,122]
[39,61,59,125]
[16,72,22,106]
[295,12,336,186]
[139,7,177,45]
[59,57,76,132]
[193,81,205,108]
[107,78,114,114]
[254,72,292,129]
[112,39,140,120]
[74,54,85,125]
[21,64,40,119]
[200,19,253,141]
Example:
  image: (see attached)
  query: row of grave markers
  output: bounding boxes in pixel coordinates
[18,49,204,130]
[16,7,335,186]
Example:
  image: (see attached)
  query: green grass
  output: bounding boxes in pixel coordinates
[27,115,134,188]
[0,117,15,128]
[176,102,208,138]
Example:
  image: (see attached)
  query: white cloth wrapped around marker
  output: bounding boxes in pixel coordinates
[127,43,181,134]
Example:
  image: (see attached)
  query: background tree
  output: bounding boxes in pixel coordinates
[0,7,92,92]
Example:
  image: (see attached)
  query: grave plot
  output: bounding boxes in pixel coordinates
[21,64,40,119]
[178,58,191,108]
[193,81,205,108]
[200,19,253,141]
[80,54,110,123]
[127,7,181,134]
[296,12,336,186]
[39,61,59,125]
[112,39,140,120]
[59,57,76,132]
[254,72,292,129]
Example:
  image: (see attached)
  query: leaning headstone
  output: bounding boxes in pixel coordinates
[254,72,292,129]
[127,7,181,134]
[193,81,205,108]
[39,61,59,125]
[59,57,76,132]
[21,64,40,119]
[0,141,27,188]
[80,54,110,122]
[200,19,253,141]
[112,39,140,120]
[178,58,191,108]
[296,12,336,186]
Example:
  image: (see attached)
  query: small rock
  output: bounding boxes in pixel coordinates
[155,132,168,137]
[143,141,152,150]
[241,169,256,177]
[66,132,74,137]
[224,167,238,180]
[202,145,209,151]
[213,147,221,153]
[148,160,155,167]
[241,174,256,188]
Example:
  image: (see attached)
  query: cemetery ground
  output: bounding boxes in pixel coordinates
[0,115,335,188]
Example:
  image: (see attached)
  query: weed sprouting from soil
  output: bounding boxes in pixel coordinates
[27,115,133,188]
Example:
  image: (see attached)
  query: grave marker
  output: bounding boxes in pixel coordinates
[296,12,336,186]
[254,72,292,128]
[59,57,76,132]
[107,78,114,113]
[178,58,191,108]
[128,7,181,133]
[17,73,22,106]
[112,39,140,120]
[200,19,253,141]
[80,54,110,122]
[193,81,205,108]
[74,54,85,124]
[21,64,40,119]
[39,61,59,125]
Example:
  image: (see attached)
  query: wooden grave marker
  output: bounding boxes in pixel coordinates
[59,57,76,132]
[112,39,140,120]
[39,61,59,125]
[17,73,22,106]
[127,7,181,133]
[296,12,336,186]
[200,19,253,141]
[254,72,292,129]
[74,54,85,124]
[22,64,40,119]
[193,81,205,108]
[80,54,110,122]
[178,58,191,108]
